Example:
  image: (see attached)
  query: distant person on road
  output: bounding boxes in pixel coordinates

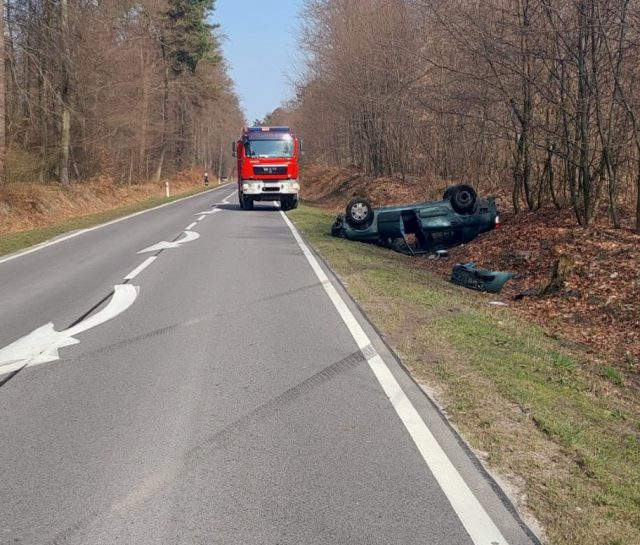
[204,172,209,186]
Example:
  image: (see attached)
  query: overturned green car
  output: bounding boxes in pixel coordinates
[331,184,499,255]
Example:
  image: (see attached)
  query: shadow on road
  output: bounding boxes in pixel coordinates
[216,203,282,212]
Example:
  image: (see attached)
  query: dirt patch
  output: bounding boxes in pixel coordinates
[301,163,444,210]
[0,169,206,235]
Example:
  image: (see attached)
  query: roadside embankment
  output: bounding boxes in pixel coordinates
[0,169,208,235]
[0,170,212,256]
[300,165,640,371]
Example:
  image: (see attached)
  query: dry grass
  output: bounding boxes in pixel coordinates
[0,169,207,235]
[0,170,212,257]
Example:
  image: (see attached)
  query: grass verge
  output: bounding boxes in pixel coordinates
[0,186,209,258]
[289,204,640,545]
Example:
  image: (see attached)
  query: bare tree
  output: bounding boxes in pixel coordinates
[0,0,5,184]
[292,0,640,229]
[2,0,244,185]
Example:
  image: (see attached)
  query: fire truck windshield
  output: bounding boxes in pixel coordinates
[244,139,294,158]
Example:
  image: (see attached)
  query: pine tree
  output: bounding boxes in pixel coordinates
[164,0,220,75]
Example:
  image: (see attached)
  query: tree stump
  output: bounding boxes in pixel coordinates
[542,254,575,296]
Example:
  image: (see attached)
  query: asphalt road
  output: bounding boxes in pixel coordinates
[0,185,539,545]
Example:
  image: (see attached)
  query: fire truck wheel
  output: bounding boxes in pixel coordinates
[239,193,253,210]
[281,196,298,211]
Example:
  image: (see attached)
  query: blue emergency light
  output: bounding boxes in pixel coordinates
[247,126,290,133]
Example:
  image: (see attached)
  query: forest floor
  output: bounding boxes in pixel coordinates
[301,164,640,375]
[291,168,640,544]
[0,169,211,256]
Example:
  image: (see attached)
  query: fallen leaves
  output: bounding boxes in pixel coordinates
[426,207,640,373]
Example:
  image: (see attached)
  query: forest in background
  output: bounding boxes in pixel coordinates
[269,0,640,231]
[0,0,244,186]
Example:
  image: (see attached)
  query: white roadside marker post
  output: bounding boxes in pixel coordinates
[165,181,170,198]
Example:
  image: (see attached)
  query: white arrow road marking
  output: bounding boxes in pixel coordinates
[194,209,220,216]
[137,230,200,254]
[185,222,197,230]
[137,241,181,253]
[0,284,139,376]
[174,230,199,244]
[125,257,157,281]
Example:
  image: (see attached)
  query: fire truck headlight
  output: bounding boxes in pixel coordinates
[242,183,250,191]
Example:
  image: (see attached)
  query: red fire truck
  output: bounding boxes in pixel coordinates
[233,126,301,210]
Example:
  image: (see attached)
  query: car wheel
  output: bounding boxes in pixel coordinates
[281,196,292,211]
[291,197,299,210]
[345,197,374,228]
[245,197,254,210]
[443,184,463,200]
[448,184,477,214]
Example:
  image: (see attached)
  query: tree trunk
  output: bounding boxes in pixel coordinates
[59,0,71,186]
[0,0,6,184]
[636,156,640,233]
[138,46,150,181]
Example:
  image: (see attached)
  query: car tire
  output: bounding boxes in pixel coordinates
[345,197,374,228]
[245,197,254,210]
[443,184,463,201]
[447,184,477,214]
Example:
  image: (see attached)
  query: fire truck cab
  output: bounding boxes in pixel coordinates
[233,126,301,211]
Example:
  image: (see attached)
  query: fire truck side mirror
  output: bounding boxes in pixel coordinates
[231,141,236,157]
[299,139,305,156]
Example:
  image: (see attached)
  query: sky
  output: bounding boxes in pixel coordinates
[213,0,305,124]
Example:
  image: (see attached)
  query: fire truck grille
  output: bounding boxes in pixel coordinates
[253,166,287,175]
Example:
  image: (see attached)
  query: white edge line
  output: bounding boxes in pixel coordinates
[279,210,510,545]
[124,257,157,281]
[0,183,234,266]
[186,222,197,230]
[222,190,237,204]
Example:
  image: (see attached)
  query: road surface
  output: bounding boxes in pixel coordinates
[0,185,539,545]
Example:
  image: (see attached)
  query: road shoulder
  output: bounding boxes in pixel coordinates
[282,207,543,545]
[288,204,640,545]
